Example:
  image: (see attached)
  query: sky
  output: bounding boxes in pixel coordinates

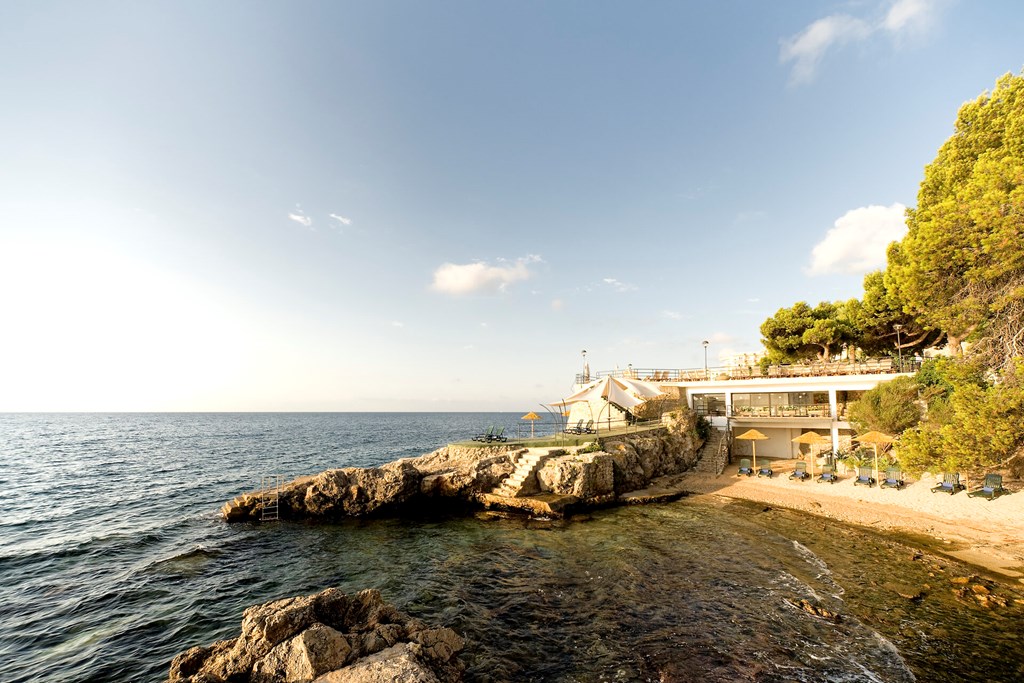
[1,0,1022,412]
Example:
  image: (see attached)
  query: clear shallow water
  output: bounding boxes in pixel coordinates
[1,413,1022,683]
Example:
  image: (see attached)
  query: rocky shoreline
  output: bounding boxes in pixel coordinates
[167,588,464,683]
[222,413,704,523]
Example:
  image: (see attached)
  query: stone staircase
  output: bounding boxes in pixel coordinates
[492,449,548,498]
[695,428,729,475]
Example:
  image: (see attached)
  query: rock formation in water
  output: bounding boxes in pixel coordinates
[222,410,702,522]
[167,587,464,683]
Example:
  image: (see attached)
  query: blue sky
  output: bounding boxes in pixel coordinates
[1,0,1022,411]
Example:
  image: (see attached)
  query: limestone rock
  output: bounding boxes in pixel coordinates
[536,453,614,499]
[312,644,440,683]
[252,623,351,682]
[167,588,463,683]
[303,462,421,517]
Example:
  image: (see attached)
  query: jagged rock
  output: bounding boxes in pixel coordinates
[536,453,614,498]
[222,421,699,522]
[252,623,352,682]
[168,588,463,683]
[312,644,441,683]
[303,462,422,517]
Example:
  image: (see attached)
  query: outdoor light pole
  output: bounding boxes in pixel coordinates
[582,349,588,382]
[702,340,709,379]
[893,324,903,372]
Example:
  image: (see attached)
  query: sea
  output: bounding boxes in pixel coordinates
[1,412,1022,683]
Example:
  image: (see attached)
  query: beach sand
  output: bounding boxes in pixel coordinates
[677,461,1024,582]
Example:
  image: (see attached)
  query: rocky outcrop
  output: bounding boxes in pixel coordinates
[167,588,463,683]
[222,412,703,522]
[536,452,615,500]
[223,446,517,522]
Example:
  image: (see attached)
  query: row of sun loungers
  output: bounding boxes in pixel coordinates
[471,426,507,443]
[563,419,595,435]
[736,461,1008,499]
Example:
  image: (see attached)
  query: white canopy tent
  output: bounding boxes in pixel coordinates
[549,376,665,431]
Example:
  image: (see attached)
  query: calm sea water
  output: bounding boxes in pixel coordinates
[1,413,1022,683]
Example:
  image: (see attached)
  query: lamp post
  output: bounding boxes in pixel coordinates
[702,340,710,379]
[893,324,903,372]
[582,349,589,382]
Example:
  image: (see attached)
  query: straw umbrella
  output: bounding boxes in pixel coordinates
[735,429,769,472]
[791,431,829,478]
[521,411,541,438]
[854,431,894,483]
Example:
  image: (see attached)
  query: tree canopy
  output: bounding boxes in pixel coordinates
[760,301,855,363]
[886,72,1024,367]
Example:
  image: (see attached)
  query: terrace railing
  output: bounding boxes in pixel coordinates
[574,358,921,385]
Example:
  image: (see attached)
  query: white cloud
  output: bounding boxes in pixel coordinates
[662,310,683,320]
[288,211,313,228]
[431,255,541,295]
[391,321,404,328]
[602,277,638,293]
[329,213,352,227]
[807,203,907,276]
[883,0,934,33]
[780,1,940,84]
[780,14,871,85]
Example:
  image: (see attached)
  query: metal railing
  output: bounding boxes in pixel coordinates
[574,358,921,385]
[728,405,833,419]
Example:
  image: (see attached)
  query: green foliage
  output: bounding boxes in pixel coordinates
[896,359,1024,474]
[578,440,603,454]
[760,301,855,362]
[886,71,1024,365]
[847,376,923,435]
[694,415,712,442]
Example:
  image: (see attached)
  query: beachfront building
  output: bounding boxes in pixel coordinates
[567,358,918,461]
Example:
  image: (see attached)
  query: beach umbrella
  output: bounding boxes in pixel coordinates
[735,429,769,472]
[521,411,541,438]
[791,431,829,478]
[854,431,894,483]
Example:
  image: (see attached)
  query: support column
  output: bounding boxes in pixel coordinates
[828,388,840,452]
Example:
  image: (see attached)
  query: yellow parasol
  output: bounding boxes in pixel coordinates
[791,431,830,478]
[521,411,541,438]
[735,429,769,472]
[854,431,894,483]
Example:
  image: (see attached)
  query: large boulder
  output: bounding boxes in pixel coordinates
[168,588,464,683]
[303,462,422,517]
[536,453,615,500]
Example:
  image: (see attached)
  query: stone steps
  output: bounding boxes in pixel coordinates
[492,450,546,498]
[695,429,728,474]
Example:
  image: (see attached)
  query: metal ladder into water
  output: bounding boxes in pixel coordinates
[260,475,284,522]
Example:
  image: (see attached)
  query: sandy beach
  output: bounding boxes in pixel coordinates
[678,461,1024,582]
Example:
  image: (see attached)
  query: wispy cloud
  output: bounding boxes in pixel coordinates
[780,0,940,85]
[602,277,638,293]
[329,213,352,228]
[780,14,871,85]
[391,321,404,328]
[431,255,542,295]
[288,210,313,228]
[662,310,684,320]
[807,203,907,276]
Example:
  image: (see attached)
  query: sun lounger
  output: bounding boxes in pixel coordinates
[930,472,965,495]
[816,465,838,484]
[853,466,876,487]
[967,473,1007,500]
[563,419,583,434]
[737,458,753,476]
[472,426,494,442]
[789,461,810,481]
[880,468,904,490]
[488,426,507,442]
[757,464,773,478]
[581,420,595,434]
